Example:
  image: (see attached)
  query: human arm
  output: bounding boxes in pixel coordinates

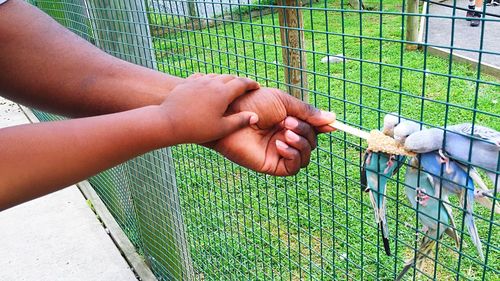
[210,87,336,176]
[0,0,183,117]
[0,0,336,181]
[0,75,259,211]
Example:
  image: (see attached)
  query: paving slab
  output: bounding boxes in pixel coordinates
[0,98,137,281]
[427,0,500,67]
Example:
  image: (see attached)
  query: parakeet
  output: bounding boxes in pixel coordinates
[396,158,460,281]
[419,151,484,260]
[382,113,422,144]
[361,151,405,256]
[405,123,500,192]
[382,113,402,137]
[393,120,422,144]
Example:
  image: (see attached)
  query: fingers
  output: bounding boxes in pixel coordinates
[279,91,336,127]
[284,117,317,149]
[284,130,311,168]
[217,74,238,83]
[186,73,205,80]
[221,111,259,136]
[224,77,260,101]
[188,73,260,102]
[275,140,301,175]
[316,125,336,133]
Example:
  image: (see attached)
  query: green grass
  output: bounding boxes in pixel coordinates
[34,1,499,280]
[152,1,499,280]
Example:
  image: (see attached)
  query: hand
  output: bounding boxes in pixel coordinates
[158,74,260,144]
[206,87,336,176]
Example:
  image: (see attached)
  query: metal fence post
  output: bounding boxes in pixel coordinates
[278,0,308,101]
[84,1,193,280]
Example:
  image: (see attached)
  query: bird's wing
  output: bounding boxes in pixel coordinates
[449,123,500,147]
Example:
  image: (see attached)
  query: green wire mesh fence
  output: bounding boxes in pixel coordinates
[29,0,498,280]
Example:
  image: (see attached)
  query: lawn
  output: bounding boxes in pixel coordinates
[32,0,499,280]
[149,1,499,280]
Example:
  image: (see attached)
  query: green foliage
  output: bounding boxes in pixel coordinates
[153,0,499,280]
[33,0,500,280]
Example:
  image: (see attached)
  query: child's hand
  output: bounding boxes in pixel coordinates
[158,74,260,145]
[206,87,336,176]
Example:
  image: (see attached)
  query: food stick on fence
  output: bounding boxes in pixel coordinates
[329,121,416,157]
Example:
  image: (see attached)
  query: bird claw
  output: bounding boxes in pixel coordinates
[366,151,372,165]
[415,187,430,206]
[438,149,452,174]
[383,155,396,174]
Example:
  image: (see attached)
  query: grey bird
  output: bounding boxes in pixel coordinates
[396,158,460,280]
[404,123,500,193]
[393,120,422,144]
[382,113,422,144]
[419,151,484,260]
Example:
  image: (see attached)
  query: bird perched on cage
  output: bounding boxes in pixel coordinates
[405,123,500,191]
[382,113,422,144]
[382,113,403,138]
[418,151,484,260]
[399,123,500,214]
[396,157,460,281]
[361,151,405,256]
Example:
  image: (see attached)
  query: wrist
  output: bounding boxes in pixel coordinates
[143,105,178,148]
[118,68,185,107]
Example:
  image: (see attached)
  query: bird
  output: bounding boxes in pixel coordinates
[404,123,500,193]
[361,150,405,256]
[419,151,484,260]
[396,157,460,281]
[393,120,422,144]
[382,113,401,137]
[382,113,422,144]
[382,113,409,138]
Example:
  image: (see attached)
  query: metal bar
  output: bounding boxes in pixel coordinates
[84,1,193,280]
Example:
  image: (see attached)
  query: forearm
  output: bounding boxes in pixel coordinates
[0,106,169,210]
[0,0,183,117]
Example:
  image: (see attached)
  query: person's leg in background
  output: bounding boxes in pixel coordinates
[467,0,483,27]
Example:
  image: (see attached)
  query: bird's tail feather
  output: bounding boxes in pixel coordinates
[445,228,460,249]
[463,189,484,259]
[465,212,484,260]
[486,171,500,194]
[369,190,391,256]
[396,235,436,281]
[380,222,391,256]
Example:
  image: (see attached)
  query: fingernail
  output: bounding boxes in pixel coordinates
[249,114,259,125]
[276,139,289,149]
[284,117,299,129]
[320,111,336,121]
[285,130,300,142]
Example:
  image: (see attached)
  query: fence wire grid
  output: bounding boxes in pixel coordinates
[29,0,499,280]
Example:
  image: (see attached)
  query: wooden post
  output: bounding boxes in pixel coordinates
[187,0,199,18]
[406,0,420,50]
[278,0,308,101]
[417,1,428,49]
[85,1,194,280]
[349,0,365,10]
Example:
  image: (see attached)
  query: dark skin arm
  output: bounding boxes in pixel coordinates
[0,75,261,210]
[0,1,336,210]
[0,0,181,117]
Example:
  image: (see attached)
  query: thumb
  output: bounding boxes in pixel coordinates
[221,111,259,135]
[281,93,336,127]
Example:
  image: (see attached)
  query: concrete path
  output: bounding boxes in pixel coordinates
[427,0,500,67]
[0,98,137,281]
